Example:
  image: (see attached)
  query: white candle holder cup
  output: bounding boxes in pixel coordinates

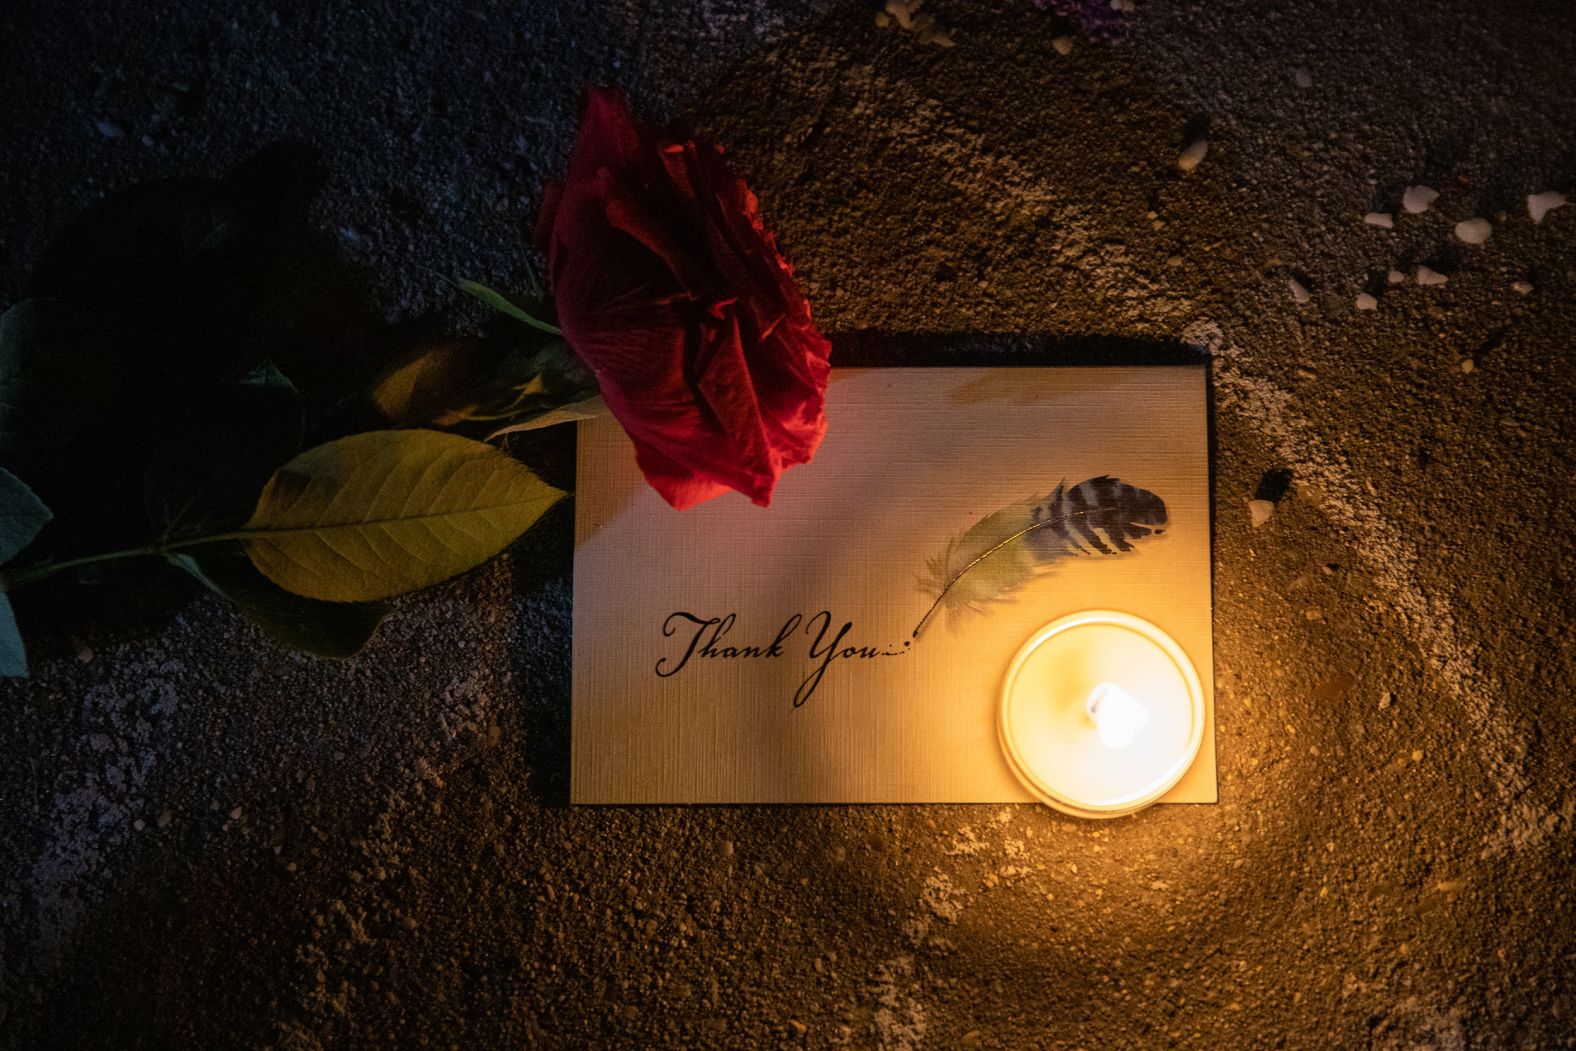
[999,610,1205,819]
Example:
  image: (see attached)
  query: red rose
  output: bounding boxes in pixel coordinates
[536,87,832,510]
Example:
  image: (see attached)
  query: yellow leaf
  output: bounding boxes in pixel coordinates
[368,340,495,425]
[243,430,563,602]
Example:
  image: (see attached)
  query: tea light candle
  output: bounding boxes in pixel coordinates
[999,610,1204,818]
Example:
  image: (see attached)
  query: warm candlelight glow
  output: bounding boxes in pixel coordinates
[999,611,1204,818]
[1086,682,1150,749]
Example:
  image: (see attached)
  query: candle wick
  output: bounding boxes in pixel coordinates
[1086,682,1149,750]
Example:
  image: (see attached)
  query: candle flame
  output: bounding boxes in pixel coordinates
[1086,682,1149,749]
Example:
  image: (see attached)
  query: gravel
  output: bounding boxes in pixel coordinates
[1527,190,1567,223]
[1401,184,1440,214]
[1454,217,1493,244]
[1176,137,1209,172]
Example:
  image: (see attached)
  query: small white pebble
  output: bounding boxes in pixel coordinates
[1402,185,1439,214]
[1379,691,1394,710]
[1453,217,1492,244]
[1460,359,1476,374]
[1052,34,1074,55]
[1415,265,1448,286]
[1288,276,1311,304]
[1177,138,1209,173]
[1527,190,1567,224]
[1363,212,1394,228]
[1355,293,1378,310]
[875,11,891,27]
[133,818,146,831]
[228,806,243,820]
[1510,280,1534,295]
[1248,499,1275,528]
[883,0,954,46]
[1387,269,1407,285]
[1293,67,1313,88]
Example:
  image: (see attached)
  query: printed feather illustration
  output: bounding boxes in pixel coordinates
[913,476,1168,636]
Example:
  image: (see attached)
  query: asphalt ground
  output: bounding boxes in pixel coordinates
[2,0,1574,1047]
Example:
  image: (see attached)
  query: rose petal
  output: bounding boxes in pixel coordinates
[533,180,564,253]
[603,180,715,297]
[691,308,777,497]
[543,87,831,510]
[630,441,731,510]
[566,87,647,186]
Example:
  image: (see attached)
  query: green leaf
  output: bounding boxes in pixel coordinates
[455,279,561,336]
[144,360,303,534]
[486,393,606,439]
[369,338,601,436]
[170,545,386,659]
[242,429,565,602]
[0,298,132,458]
[469,341,600,431]
[0,594,26,676]
[368,339,506,427]
[0,466,52,565]
[238,360,293,391]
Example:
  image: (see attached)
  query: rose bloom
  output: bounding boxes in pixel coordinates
[536,87,831,510]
